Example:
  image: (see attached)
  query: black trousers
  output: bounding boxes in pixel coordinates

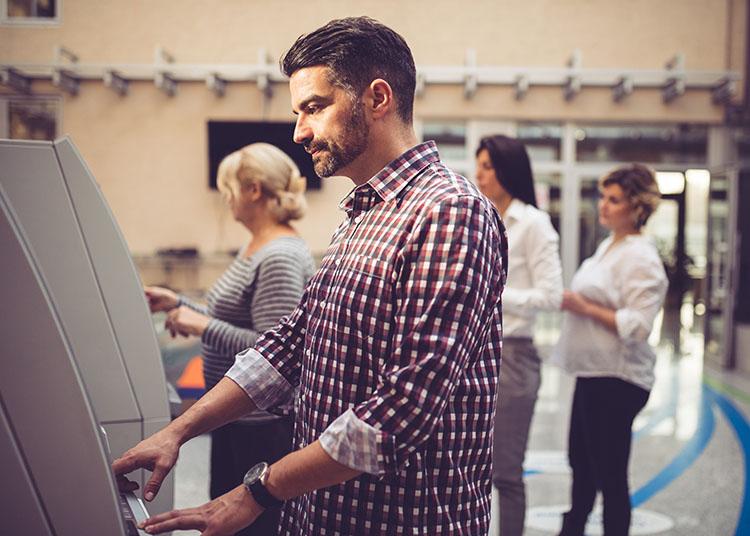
[210,417,294,536]
[561,377,649,536]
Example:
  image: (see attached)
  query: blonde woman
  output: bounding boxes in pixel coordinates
[145,143,315,536]
[553,164,667,536]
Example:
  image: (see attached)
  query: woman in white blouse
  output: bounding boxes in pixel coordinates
[553,164,667,536]
[476,135,564,536]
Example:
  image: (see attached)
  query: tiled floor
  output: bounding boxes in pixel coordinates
[169,306,749,535]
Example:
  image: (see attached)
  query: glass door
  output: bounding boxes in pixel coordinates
[533,172,563,348]
[644,192,685,352]
[704,169,738,368]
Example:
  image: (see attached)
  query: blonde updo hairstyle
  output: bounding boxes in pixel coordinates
[599,163,661,230]
[217,143,307,223]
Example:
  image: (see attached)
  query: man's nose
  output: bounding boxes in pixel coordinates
[293,117,312,145]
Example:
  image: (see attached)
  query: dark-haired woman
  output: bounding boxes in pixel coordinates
[552,164,667,536]
[476,135,563,536]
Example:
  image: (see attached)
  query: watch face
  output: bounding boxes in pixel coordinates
[244,462,267,485]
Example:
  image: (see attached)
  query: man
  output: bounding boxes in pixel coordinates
[114,17,507,535]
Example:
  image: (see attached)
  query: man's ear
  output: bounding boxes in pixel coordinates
[365,78,395,120]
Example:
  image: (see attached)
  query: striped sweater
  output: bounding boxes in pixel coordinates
[182,236,314,424]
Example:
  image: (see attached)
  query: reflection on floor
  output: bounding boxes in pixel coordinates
[170,306,749,535]
[172,434,209,536]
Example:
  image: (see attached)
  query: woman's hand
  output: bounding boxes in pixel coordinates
[165,306,211,338]
[145,286,180,313]
[560,290,591,316]
[561,290,619,332]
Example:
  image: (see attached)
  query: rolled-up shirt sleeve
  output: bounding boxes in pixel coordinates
[319,409,383,474]
[225,347,295,409]
[226,288,309,407]
[614,259,668,342]
[319,195,505,475]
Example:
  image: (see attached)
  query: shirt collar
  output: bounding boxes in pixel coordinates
[504,198,527,223]
[339,141,440,214]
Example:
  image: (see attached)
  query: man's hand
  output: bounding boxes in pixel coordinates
[144,286,180,313]
[139,485,262,535]
[112,428,181,502]
[165,306,210,338]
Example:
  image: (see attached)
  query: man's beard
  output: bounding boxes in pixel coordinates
[307,101,369,178]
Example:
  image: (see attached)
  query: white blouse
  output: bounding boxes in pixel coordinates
[551,234,668,391]
[502,199,563,338]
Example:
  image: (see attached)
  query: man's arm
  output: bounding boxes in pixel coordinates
[114,286,311,502]
[112,377,256,501]
[138,441,361,535]
[561,255,667,340]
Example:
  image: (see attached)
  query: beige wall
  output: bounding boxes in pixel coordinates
[730,0,748,98]
[1,0,746,258]
[5,80,357,257]
[1,0,741,69]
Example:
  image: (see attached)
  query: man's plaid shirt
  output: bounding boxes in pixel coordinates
[227,141,507,535]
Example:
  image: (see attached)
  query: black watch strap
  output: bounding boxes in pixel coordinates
[244,463,284,509]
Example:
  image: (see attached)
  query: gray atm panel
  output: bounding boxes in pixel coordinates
[54,138,170,428]
[0,399,53,536]
[0,138,173,513]
[0,195,126,535]
[53,138,174,511]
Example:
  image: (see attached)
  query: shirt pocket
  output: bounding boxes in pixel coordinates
[332,254,394,343]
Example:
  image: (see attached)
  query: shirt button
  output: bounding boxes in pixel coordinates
[320,300,327,308]
[354,215,363,224]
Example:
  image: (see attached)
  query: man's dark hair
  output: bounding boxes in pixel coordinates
[281,17,416,124]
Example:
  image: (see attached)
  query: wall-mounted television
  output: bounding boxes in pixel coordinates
[207,121,321,190]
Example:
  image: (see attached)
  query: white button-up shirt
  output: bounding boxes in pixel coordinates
[551,234,668,391]
[502,199,563,338]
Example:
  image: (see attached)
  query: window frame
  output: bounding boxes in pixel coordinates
[1,94,62,140]
[1,0,61,26]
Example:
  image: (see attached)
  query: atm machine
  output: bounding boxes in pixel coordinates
[0,138,174,532]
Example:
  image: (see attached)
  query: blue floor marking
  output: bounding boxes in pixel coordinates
[631,383,716,507]
[706,385,750,536]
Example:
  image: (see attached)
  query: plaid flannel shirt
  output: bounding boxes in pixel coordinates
[227,141,507,535]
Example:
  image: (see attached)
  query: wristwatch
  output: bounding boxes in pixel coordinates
[243,462,284,509]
